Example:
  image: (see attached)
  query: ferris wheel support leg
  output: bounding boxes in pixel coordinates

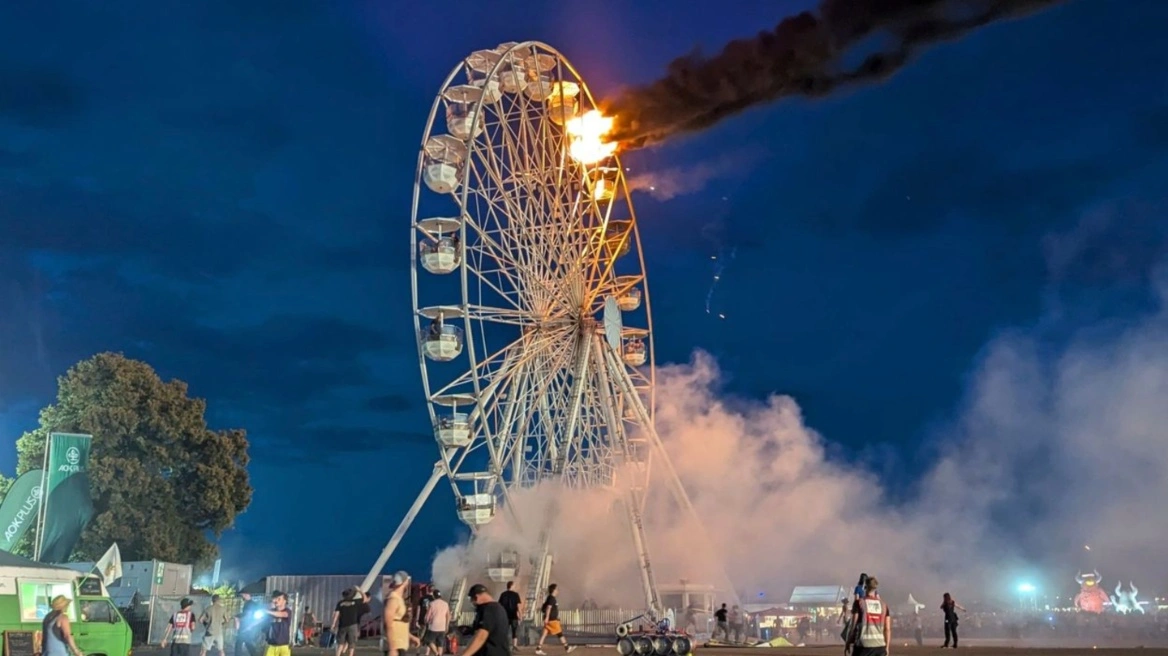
[592,333,661,617]
[624,490,662,619]
[601,346,742,608]
[361,462,445,592]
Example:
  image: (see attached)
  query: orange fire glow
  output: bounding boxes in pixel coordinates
[591,178,608,200]
[565,110,617,164]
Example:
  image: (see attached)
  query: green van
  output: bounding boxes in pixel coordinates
[0,554,132,656]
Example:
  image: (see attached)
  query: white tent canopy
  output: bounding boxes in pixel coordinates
[789,585,848,607]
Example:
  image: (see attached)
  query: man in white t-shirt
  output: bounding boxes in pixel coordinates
[423,590,451,656]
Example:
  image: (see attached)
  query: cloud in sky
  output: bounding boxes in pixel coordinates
[436,239,1168,606]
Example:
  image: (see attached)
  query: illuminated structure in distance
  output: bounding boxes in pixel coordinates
[361,41,727,622]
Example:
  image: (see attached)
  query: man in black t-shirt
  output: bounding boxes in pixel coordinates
[235,593,263,656]
[462,584,510,656]
[713,604,729,641]
[331,588,370,656]
[497,581,524,648]
[536,584,573,656]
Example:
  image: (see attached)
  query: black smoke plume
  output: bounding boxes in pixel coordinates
[605,0,1067,148]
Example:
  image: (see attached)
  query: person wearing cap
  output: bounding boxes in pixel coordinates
[43,596,84,656]
[332,587,370,656]
[263,591,294,656]
[849,576,891,656]
[422,589,450,656]
[200,595,229,656]
[463,584,510,656]
[384,572,419,656]
[161,598,198,656]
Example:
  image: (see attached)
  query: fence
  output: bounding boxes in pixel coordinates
[128,595,298,646]
[454,608,647,643]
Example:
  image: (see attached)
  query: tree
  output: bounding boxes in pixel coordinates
[16,353,252,565]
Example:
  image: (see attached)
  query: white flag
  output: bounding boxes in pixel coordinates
[95,543,123,582]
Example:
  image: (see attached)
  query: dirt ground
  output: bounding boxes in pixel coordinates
[132,645,1168,656]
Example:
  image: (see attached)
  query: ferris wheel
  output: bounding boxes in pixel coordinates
[361,41,713,618]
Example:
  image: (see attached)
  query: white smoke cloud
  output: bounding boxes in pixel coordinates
[433,247,1168,611]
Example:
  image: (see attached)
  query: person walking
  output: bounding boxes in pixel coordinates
[423,590,451,656]
[713,604,729,641]
[332,588,370,656]
[235,593,263,656]
[940,593,966,648]
[497,582,524,649]
[728,606,745,643]
[161,598,198,656]
[460,585,510,656]
[849,577,890,656]
[384,572,419,656]
[535,584,574,656]
[43,596,84,656]
[199,595,229,656]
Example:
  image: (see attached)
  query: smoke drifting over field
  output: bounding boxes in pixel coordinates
[433,264,1168,607]
[606,0,1067,148]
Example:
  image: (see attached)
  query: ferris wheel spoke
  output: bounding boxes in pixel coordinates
[444,327,575,481]
[463,304,542,326]
[461,153,568,318]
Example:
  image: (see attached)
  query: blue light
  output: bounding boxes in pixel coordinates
[1017,583,1036,594]
[253,610,265,620]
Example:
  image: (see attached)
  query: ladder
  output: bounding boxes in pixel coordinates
[449,576,470,621]
[524,536,554,621]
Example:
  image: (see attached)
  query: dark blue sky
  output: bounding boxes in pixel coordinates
[1,0,1166,579]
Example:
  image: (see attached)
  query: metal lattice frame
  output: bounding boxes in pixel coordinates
[413,42,654,498]
[364,41,724,618]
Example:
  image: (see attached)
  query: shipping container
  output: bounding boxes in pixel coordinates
[67,560,192,598]
[264,575,387,636]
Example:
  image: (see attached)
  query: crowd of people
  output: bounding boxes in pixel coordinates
[175,575,580,656]
[152,572,1168,656]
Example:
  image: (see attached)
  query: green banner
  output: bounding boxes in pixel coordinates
[38,433,95,563]
[0,470,45,552]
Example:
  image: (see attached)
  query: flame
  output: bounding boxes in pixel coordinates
[565,110,617,164]
[592,178,608,201]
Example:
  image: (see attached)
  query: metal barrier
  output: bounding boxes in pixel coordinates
[456,608,642,637]
[130,595,283,646]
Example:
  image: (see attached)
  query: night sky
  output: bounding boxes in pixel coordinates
[1,0,1166,580]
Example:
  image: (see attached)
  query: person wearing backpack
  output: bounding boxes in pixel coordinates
[849,577,891,656]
